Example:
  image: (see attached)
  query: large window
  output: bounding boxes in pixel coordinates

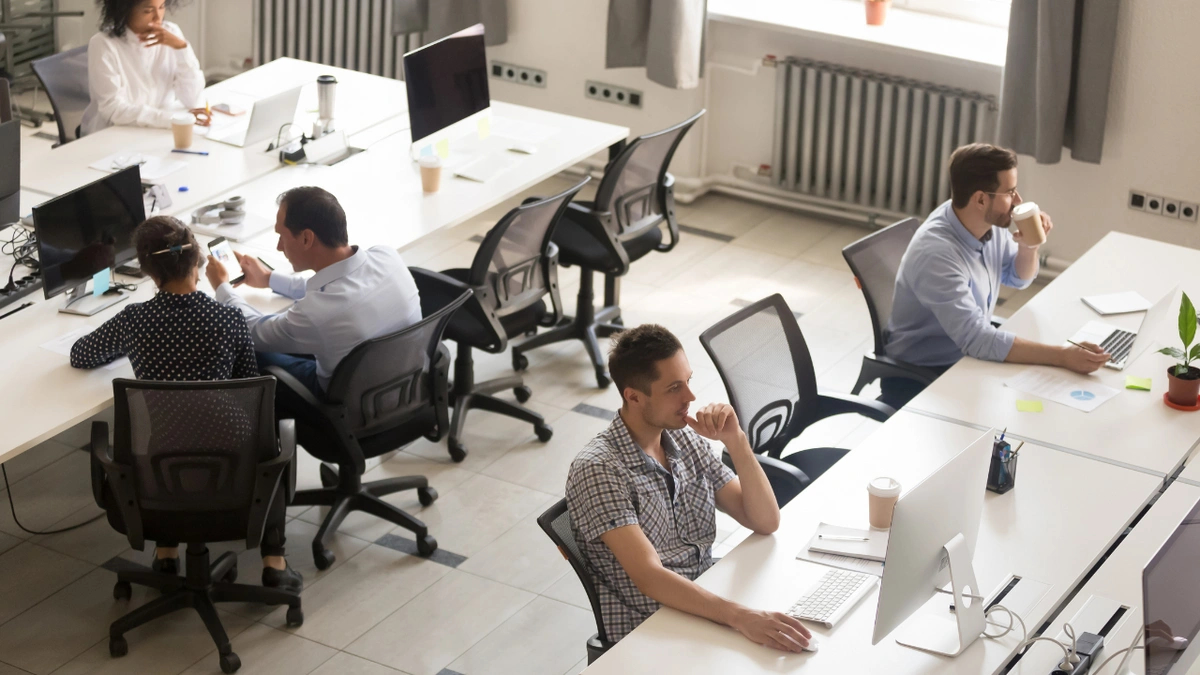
[894,0,1011,28]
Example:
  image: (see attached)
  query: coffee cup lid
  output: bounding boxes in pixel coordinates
[419,155,442,169]
[867,476,901,497]
[171,112,195,125]
[1011,201,1039,218]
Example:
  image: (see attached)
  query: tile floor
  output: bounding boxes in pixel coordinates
[3,119,1044,674]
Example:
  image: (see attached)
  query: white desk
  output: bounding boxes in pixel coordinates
[585,410,1162,675]
[1013,482,1200,675]
[1177,453,1200,488]
[907,233,1200,478]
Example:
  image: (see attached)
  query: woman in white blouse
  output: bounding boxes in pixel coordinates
[80,0,211,136]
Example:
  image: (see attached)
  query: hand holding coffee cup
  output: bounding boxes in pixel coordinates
[1011,201,1050,248]
[867,477,901,529]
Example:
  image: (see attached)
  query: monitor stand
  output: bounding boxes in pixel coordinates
[59,283,129,316]
[894,532,986,657]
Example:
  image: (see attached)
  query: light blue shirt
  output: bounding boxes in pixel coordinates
[885,200,1033,368]
[217,245,421,390]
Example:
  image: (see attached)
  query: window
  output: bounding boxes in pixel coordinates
[893,0,1011,28]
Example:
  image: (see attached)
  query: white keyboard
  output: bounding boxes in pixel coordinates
[453,153,519,183]
[788,569,878,627]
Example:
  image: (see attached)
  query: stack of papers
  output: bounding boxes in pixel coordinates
[796,522,887,576]
[1082,291,1151,316]
[88,152,185,182]
[1004,369,1120,413]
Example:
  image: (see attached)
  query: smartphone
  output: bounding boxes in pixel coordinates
[207,237,246,285]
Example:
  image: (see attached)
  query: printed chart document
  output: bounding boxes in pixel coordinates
[1004,369,1120,413]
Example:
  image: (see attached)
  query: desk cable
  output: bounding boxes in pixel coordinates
[984,605,1089,673]
[2,226,39,290]
[1090,645,1143,674]
[1,464,106,535]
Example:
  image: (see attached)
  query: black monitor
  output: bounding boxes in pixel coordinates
[1143,497,1200,674]
[403,23,489,144]
[33,165,142,314]
[0,119,18,227]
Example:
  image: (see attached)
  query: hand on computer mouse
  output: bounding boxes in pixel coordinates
[728,607,812,653]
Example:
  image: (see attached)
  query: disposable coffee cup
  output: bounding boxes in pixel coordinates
[867,477,902,529]
[419,155,442,194]
[1011,201,1046,246]
[171,112,195,149]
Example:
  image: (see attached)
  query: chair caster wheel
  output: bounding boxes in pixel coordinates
[535,423,553,442]
[418,486,438,506]
[448,439,467,463]
[595,371,611,389]
[286,606,304,628]
[512,352,529,372]
[417,535,438,557]
[113,581,132,601]
[313,547,335,571]
[220,564,237,584]
[219,651,241,673]
[319,463,339,488]
[513,385,532,403]
[109,636,128,657]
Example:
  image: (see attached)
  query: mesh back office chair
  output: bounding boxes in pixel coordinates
[538,498,613,665]
[0,76,11,122]
[266,280,471,569]
[512,110,706,388]
[92,377,301,674]
[700,294,895,497]
[414,178,589,461]
[30,44,87,145]
[841,217,942,395]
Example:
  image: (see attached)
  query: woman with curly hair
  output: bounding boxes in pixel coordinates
[80,0,212,135]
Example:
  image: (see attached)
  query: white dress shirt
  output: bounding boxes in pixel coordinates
[215,245,423,392]
[80,22,205,135]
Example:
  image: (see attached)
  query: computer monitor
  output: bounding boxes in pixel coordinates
[403,23,489,148]
[0,119,19,227]
[1143,496,1200,675]
[872,429,994,656]
[33,165,142,316]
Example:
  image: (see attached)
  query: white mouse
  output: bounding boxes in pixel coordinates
[507,142,537,155]
[802,636,821,653]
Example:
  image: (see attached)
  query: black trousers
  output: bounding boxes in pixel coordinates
[878,365,950,410]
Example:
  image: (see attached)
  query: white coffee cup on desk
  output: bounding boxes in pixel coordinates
[1011,201,1046,246]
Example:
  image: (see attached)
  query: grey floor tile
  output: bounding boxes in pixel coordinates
[309,652,408,675]
[178,623,336,675]
[479,412,610,497]
[0,452,97,538]
[0,662,32,675]
[446,597,595,675]
[539,571,591,612]
[456,504,569,594]
[408,474,555,558]
[798,224,872,270]
[31,504,131,566]
[0,439,78,486]
[563,657,588,675]
[734,211,839,257]
[0,543,92,626]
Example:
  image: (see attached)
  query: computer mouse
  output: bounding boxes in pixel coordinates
[802,636,821,653]
[507,142,537,155]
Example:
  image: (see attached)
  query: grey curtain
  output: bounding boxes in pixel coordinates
[392,0,508,46]
[606,0,706,90]
[998,0,1120,164]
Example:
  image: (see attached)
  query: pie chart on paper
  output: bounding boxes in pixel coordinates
[1070,390,1097,402]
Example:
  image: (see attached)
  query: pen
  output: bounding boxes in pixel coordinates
[1067,339,1103,354]
[999,426,1007,442]
[1011,440,1026,456]
[206,99,211,119]
[0,302,33,320]
[171,149,209,156]
[818,535,870,541]
[257,256,275,271]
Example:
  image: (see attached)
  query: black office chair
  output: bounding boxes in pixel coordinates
[0,77,12,123]
[700,294,895,498]
[841,217,943,395]
[266,278,471,569]
[413,178,589,461]
[30,44,88,145]
[537,498,613,665]
[512,110,706,388]
[92,377,301,674]
[720,451,811,507]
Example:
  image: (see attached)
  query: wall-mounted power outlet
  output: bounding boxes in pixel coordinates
[1129,190,1145,210]
[1163,199,1181,219]
[586,80,642,108]
[1181,202,1198,223]
[490,61,547,88]
[1145,194,1164,215]
[1130,188,1198,223]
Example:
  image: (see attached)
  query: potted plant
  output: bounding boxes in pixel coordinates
[1158,291,1200,409]
[866,0,890,26]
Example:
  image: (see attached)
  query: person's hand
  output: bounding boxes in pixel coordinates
[686,403,744,449]
[1061,342,1110,374]
[728,607,811,653]
[1013,211,1053,248]
[205,255,230,288]
[140,24,188,50]
[188,108,212,127]
[234,251,272,288]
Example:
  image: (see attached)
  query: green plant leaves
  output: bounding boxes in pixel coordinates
[1160,347,1186,359]
[1180,292,1196,350]
[1190,343,1200,363]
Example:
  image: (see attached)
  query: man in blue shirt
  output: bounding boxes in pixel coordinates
[882,143,1109,407]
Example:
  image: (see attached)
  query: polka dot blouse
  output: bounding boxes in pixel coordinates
[70,290,259,381]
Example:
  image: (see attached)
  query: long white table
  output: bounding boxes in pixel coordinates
[1177,452,1200,488]
[585,411,1163,675]
[906,232,1200,479]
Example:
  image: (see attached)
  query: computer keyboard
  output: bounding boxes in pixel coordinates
[788,568,878,628]
[453,153,519,183]
[1100,328,1137,366]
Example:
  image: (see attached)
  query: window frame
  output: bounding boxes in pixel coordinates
[892,0,1011,29]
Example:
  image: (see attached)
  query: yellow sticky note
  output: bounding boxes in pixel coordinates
[1016,399,1044,413]
[1126,376,1152,391]
[477,115,491,140]
[435,138,450,159]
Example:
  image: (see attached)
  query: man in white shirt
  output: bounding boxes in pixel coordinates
[81,0,209,135]
[205,186,422,402]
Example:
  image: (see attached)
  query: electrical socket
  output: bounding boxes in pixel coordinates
[1181,202,1198,223]
[585,80,643,108]
[1145,194,1164,215]
[1128,190,1146,211]
[1163,199,1181,218]
[490,61,547,88]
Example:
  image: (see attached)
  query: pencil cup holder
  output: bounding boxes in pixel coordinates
[986,441,1018,494]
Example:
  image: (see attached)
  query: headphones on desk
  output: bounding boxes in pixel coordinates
[191,195,247,227]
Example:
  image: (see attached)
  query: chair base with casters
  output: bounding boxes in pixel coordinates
[110,543,302,673]
[448,339,553,461]
[850,353,942,396]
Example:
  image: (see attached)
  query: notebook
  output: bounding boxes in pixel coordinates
[1082,291,1152,316]
[805,522,889,563]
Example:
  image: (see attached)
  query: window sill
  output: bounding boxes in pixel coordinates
[708,0,1007,72]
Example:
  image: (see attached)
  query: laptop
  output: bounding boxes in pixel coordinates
[1068,286,1178,370]
[207,86,302,148]
[1142,496,1200,675]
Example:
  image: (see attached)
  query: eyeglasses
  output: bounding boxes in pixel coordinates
[983,188,1020,198]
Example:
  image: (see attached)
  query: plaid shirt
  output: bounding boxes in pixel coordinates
[565,413,736,642]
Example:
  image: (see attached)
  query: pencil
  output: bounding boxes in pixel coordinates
[1067,339,1103,354]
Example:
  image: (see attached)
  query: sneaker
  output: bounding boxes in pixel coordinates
[262,564,303,593]
[151,557,179,575]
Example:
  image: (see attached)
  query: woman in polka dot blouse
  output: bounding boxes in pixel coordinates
[70,216,302,592]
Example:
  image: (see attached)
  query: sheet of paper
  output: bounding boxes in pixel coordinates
[1004,369,1121,413]
[87,152,185,181]
[1126,376,1153,391]
[40,327,92,357]
[796,548,884,577]
[1016,399,1044,413]
[1082,291,1152,315]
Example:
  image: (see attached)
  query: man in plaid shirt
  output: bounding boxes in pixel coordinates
[566,324,812,652]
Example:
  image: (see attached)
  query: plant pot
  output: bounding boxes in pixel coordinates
[1166,366,1200,407]
[866,0,891,26]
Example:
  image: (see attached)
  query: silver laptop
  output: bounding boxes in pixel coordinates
[1069,286,1178,370]
[207,86,302,148]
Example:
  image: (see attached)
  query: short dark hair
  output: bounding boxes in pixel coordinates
[608,324,684,398]
[135,215,201,285]
[99,0,187,38]
[276,186,348,248]
[949,143,1018,208]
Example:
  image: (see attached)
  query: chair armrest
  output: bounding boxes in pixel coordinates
[246,419,296,549]
[278,418,296,504]
[815,390,896,423]
[655,173,680,253]
[563,202,630,274]
[868,354,942,386]
[265,365,323,412]
[91,421,145,550]
[542,242,565,327]
[426,343,452,442]
[723,450,811,508]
